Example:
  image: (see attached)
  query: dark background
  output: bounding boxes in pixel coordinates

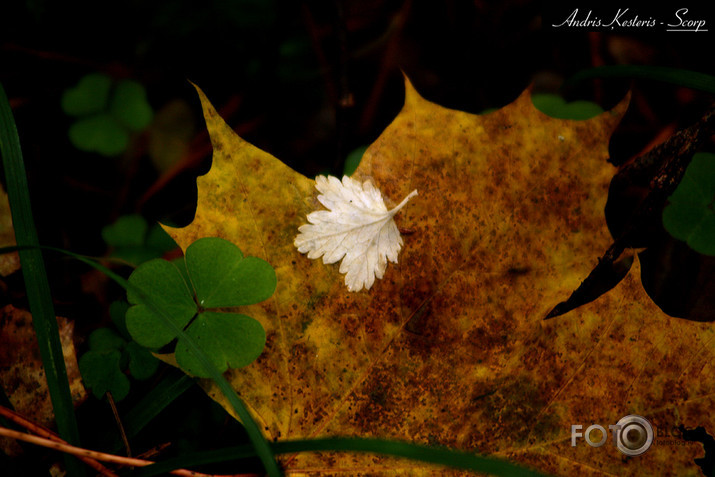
[1,0,713,473]
[1,2,712,236]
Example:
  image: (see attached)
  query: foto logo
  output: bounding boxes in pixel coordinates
[571,414,654,456]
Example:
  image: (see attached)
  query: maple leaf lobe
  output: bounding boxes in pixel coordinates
[161,81,715,477]
[294,175,417,292]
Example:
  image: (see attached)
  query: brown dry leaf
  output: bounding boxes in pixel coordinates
[163,79,713,475]
[0,305,87,455]
[0,185,20,276]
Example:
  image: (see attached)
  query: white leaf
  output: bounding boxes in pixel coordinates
[294,175,418,292]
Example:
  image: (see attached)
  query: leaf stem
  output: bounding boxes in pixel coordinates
[389,189,418,216]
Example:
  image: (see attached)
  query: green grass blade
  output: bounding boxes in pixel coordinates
[0,245,32,256]
[563,65,715,93]
[274,438,545,475]
[0,83,85,476]
[108,371,194,452]
[43,247,282,477]
[128,437,548,477]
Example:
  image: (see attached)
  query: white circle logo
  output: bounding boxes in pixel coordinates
[614,415,653,456]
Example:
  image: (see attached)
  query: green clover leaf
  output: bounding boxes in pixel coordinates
[175,311,266,376]
[102,214,177,266]
[68,113,129,156]
[663,152,715,255]
[62,73,153,156]
[79,348,130,401]
[79,312,160,401]
[126,259,197,348]
[109,300,131,338]
[103,215,147,248]
[61,73,112,117]
[78,328,130,400]
[185,237,276,307]
[125,237,275,377]
[531,93,604,120]
[126,341,160,380]
[89,327,127,350]
[110,80,154,131]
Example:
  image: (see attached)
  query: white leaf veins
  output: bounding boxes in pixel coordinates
[294,175,418,292]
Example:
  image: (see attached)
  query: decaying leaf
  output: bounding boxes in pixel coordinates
[0,305,86,455]
[0,185,20,276]
[294,175,418,292]
[163,79,714,475]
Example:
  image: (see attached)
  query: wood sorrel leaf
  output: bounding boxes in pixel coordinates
[126,237,274,377]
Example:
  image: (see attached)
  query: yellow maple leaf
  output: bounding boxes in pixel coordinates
[163,79,714,475]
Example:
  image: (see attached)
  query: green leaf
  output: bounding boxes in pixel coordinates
[175,312,266,376]
[675,152,715,203]
[68,113,129,156]
[563,100,604,120]
[102,214,148,248]
[662,201,707,240]
[146,224,177,252]
[103,215,177,265]
[664,201,715,255]
[79,349,130,401]
[185,237,276,308]
[668,174,710,208]
[343,146,367,176]
[531,93,603,120]
[663,152,715,255]
[125,238,274,377]
[126,259,197,348]
[88,327,126,351]
[171,257,191,288]
[63,75,153,157]
[61,73,112,117]
[109,300,131,339]
[564,65,715,94]
[110,80,153,131]
[112,247,162,266]
[532,93,565,115]
[687,214,715,255]
[126,341,159,380]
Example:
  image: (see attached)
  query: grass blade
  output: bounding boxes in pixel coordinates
[127,437,548,477]
[563,65,715,93]
[108,371,194,452]
[0,83,85,476]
